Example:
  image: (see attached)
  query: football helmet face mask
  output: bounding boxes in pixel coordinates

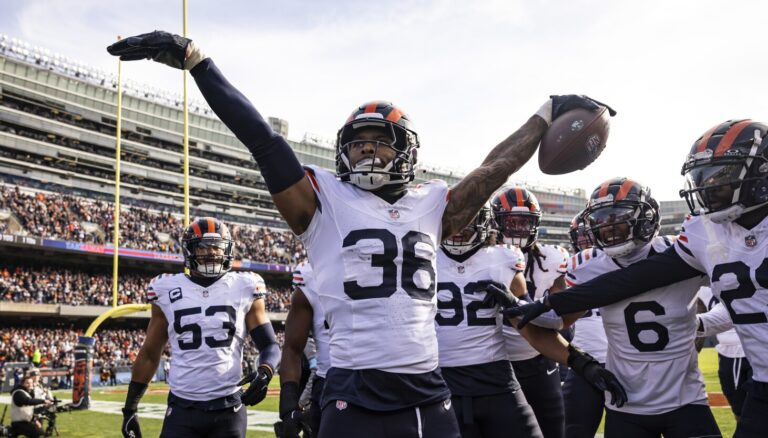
[441,204,493,256]
[680,120,768,224]
[336,101,419,191]
[491,187,541,250]
[569,210,594,253]
[585,178,659,258]
[182,217,234,278]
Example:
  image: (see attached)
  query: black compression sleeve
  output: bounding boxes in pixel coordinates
[124,381,148,411]
[250,323,281,375]
[549,246,705,315]
[190,59,305,194]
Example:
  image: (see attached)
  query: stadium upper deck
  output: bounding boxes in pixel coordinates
[0,35,588,247]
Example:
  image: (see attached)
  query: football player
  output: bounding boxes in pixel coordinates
[563,178,720,437]
[107,31,614,438]
[568,211,594,254]
[506,120,768,438]
[437,206,626,438]
[278,261,330,437]
[121,217,281,438]
[491,187,569,438]
[562,209,610,438]
[696,286,753,421]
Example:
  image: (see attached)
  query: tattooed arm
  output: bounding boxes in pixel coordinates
[442,115,547,237]
[441,95,616,238]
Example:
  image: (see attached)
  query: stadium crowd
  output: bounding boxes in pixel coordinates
[1,325,286,385]
[0,184,307,265]
[0,263,294,311]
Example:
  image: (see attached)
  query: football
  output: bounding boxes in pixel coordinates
[538,107,611,175]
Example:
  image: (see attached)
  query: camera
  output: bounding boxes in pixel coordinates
[33,398,72,437]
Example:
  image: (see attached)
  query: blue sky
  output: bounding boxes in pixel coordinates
[2,0,767,201]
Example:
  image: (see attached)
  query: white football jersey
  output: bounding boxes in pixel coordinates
[576,236,708,414]
[566,248,608,363]
[147,271,266,401]
[299,166,448,373]
[676,214,768,383]
[293,261,331,377]
[436,245,526,367]
[697,286,744,359]
[503,243,568,361]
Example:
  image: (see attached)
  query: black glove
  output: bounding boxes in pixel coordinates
[106,31,190,69]
[568,345,628,407]
[121,408,142,438]
[277,381,312,437]
[502,299,551,329]
[274,409,312,438]
[476,280,518,309]
[551,95,617,119]
[239,366,272,406]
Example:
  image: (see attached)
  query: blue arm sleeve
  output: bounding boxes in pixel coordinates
[548,246,705,315]
[250,323,281,375]
[190,59,305,194]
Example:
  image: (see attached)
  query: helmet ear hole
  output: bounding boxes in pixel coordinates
[411,148,418,166]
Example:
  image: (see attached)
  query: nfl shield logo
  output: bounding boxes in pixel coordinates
[202,290,209,298]
[336,400,348,411]
[389,209,400,219]
[457,265,465,274]
[746,235,757,247]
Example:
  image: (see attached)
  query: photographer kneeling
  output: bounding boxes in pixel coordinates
[10,372,52,437]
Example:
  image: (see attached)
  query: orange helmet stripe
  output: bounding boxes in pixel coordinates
[598,182,610,198]
[616,179,636,201]
[385,107,403,123]
[364,102,378,114]
[696,124,720,154]
[715,119,753,157]
[191,222,202,237]
[514,187,525,207]
[206,218,216,234]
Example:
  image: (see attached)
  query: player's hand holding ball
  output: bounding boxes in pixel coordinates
[536,95,616,174]
[239,366,272,406]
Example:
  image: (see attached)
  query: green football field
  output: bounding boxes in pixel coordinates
[1,347,737,437]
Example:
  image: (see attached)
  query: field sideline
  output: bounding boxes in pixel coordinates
[1,348,737,437]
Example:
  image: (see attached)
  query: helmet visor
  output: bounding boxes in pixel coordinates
[684,163,742,212]
[496,214,537,239]
[587,206,634,247]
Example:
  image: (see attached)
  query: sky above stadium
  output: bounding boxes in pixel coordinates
[2,0,766,201]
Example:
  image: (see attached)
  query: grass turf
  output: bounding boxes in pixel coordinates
[1,348,737,437]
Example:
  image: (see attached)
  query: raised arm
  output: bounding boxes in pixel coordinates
[442,115,546,237]
[107,32,316,234]
[442,95,616,237]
